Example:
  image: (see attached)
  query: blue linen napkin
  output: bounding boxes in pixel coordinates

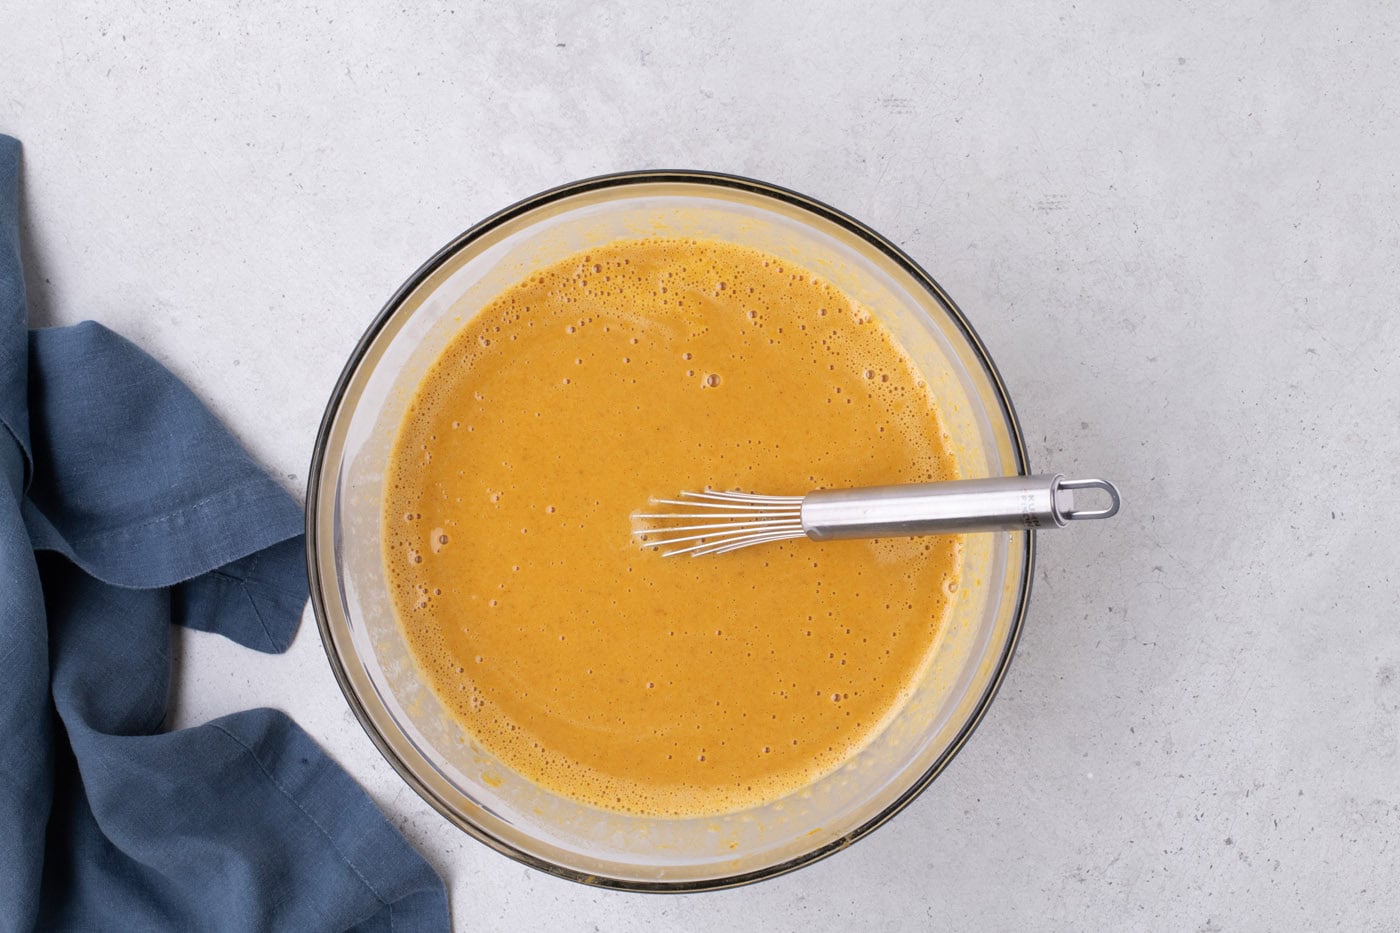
[0,135,449,931]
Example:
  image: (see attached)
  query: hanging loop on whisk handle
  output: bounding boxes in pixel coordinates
[800,474,1120,541]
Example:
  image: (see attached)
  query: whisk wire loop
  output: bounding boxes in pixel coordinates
[632,489,805,557]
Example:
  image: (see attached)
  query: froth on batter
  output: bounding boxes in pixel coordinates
[383,237,962,817]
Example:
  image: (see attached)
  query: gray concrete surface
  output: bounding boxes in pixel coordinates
[4,1,1398,929]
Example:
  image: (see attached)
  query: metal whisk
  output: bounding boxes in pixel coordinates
[633,474,1120,556]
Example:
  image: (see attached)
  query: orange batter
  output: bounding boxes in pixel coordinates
[383,237,962,817]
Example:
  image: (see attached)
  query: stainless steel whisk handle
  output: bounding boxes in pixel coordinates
[801,474,1120,541]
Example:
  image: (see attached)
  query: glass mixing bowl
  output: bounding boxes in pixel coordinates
[306,172,1033,891]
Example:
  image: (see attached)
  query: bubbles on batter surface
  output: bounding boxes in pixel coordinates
[377,234,964,817]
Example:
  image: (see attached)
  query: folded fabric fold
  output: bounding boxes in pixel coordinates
[0,135,449,931]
